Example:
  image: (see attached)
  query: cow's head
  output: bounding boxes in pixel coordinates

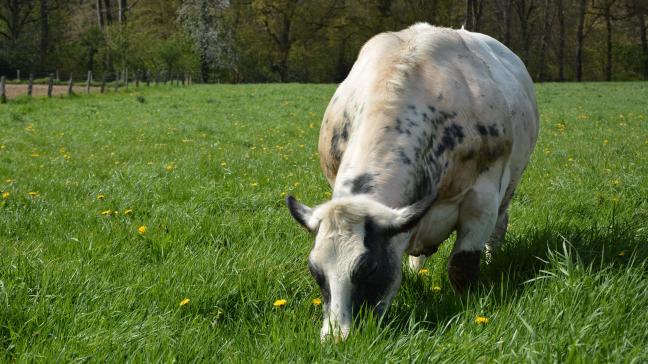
[286,194,434,341]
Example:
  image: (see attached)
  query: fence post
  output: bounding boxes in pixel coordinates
[17,70,20,82]
[55,70,60,81]
[101,75,106,93]
[68,73,74,95]
[28,74,33,96]
[86,71,92,94]
[0,76,6,104]
[47,74,54,98]
[115,72,120,92]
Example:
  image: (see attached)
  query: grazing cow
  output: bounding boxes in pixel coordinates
[286,23,539,341]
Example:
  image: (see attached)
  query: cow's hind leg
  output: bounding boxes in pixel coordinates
[448,175,500,293]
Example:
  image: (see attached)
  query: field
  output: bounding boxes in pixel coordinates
[1,83,647,362]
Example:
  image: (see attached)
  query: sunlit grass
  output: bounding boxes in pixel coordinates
[1,82,647,362]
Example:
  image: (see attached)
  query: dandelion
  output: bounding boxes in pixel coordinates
[97,194,105,200]
[312,298,322,306]
[475,315,490,325]
[179,298,190,306]
[124,209,133,216]
[612,179,621,186]
[28,191,39,197]
[280,192,287,198]
[418,268,429,276]
[618,250,626,257]
[273,299,287,308]
[30,151,40,157]
[221,161,227,166]
[2,191,8,199]
[100,210,112,216]
[250,182,258,187]
[138,225,147,234]
[294,182,300,187]
[5,179,14,184]
[603,139,609,145]
[432,286,442,293]
[568,157,574,162]
[165,163,175,171]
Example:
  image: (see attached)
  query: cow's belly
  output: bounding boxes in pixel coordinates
[407,201,460,256]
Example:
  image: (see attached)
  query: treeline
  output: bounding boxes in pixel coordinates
[1,0,647,83]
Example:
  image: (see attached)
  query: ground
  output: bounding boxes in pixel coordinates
[3,84,103,99]
[0,83,647,362]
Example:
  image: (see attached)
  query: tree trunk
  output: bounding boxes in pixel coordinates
[465,0,474,30]
[604,4,612,81]
[474,0,485,32]
[638,11,647,80]
[538,0,551,81]
[576,0,587,81]
[120,0,127,23]
[38,0,49,70]
[96,0,104,30]
[104,0,113,25]
[505,0,512,45]
[557,0,565,80]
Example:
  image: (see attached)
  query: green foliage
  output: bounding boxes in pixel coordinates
[1,83,648,361]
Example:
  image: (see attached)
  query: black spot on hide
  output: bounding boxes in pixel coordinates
[488,124,499,137]
[434,123,465,156]
[347,173,375,194]
[349,219,397,314]
[308,261,331,307]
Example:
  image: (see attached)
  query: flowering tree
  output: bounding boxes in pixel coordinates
[177,0,236,82]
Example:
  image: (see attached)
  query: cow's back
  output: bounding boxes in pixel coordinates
[319,24,539,206]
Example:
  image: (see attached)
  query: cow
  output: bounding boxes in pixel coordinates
[286,23,539,341]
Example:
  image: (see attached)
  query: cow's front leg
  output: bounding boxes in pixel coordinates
[449,178,500,293]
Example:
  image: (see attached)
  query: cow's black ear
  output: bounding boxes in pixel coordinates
[286,195,317,232]
[380,194,437,236]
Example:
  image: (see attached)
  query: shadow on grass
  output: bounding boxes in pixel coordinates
[385,218,648,334]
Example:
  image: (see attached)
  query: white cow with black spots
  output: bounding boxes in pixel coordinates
[286,23,539,341]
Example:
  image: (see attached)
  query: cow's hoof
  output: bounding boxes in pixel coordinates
[448,250,481,293]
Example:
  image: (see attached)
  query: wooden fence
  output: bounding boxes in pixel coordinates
[1,69,193,103]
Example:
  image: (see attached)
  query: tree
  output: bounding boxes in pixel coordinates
[177,0,235,82]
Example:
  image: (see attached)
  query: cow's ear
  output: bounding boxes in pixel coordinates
[378,195,437,236]
[286,196,318,232]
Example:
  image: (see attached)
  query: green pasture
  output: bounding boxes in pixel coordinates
[1,83,647,362]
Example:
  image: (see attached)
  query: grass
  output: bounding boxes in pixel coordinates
[1,82,647,362]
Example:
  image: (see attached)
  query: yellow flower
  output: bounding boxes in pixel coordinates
[432,286,441,293]
[100,209,112,216]
[138,225,147,234]
[165,163,175,171]
[30,151,40,157]
[475,315,490,325]
[5,179,14,184]
[2,191,9,199]
[618,250,625,257]
[97,194,105,200]
[612,179,620,186]
[28,191,39,197]
[124,209,133,216]
[220,161,227,166]
[250,182,258,187]
[280,191,287,198]
[603,139,609,145]
[312,298,322,306]
[179,298,190,306]
[273,299,287,308]
[418,268,429,276]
